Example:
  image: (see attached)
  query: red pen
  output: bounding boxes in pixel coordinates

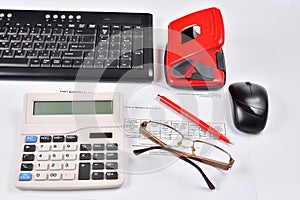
[157,94,232,144]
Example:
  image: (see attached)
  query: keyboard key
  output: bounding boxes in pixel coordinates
[24,145,36,152]
[21,163,33,171]
[63,172,76,180]
[106,143,118,150]
[69,43,94,51]
[79,163,90,180]
[80,36,96,43]
[80,144,92,151]
[92,162,104,170]
[59,59,71,68]
[41,27,52,35]
[53,28,63,35]
[63,51,83,59]
[2,50,14,58]
[73,59,83,68]
[40,136,52,143]
[22,42,34,50]
[30,27,41,35]
[80,153,91,160]
[64,153,77,161]
[30,59,41,67]
[75,29,96,36]
[65,143,77,151]
[49,163,62,170]
[106,153,118,160]
[64,162,76,170]
[93,153,104,160]
[106,172,118,180]
[34,172,47,180]
[36,163,48,171]
[52,143,64,151]
[38,144,51,151]
[22,154,35,161]
[25,136,37,143]
[15,50,27,58]
[41,59,51,67]
[19,173,32,181]
[132,51,143,68]
[106,162,118,170]
[52,59,62,67]
[50,153,63,161]
[93,143,105,151]
[66,135,78,142]
[37,153,50,161]
[53,135,64,142]
[92,172,104,180]
[49,172,61,180]
[0,58,29,67]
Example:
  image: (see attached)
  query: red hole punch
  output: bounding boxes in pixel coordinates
[165,7,226,89]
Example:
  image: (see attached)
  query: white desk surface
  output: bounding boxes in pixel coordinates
[1,0,300,199]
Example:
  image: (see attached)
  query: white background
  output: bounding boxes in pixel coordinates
[0,0,300,199]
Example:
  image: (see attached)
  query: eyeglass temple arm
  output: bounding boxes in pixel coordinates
[133,146,215,190]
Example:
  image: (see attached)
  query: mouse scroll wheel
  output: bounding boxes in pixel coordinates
[245,82,253,95]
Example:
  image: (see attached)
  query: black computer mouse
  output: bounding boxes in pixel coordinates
[229,82,268,134]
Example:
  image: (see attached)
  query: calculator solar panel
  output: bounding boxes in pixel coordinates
[0,9,153,81]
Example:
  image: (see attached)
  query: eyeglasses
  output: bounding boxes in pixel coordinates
[133,121,235,190]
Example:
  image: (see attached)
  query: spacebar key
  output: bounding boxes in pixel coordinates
[0,58,29,67]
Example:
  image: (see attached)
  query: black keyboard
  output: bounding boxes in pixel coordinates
[0,9,153,81]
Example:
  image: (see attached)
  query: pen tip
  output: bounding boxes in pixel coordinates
[157,94,161,97]
[229,141,234,145]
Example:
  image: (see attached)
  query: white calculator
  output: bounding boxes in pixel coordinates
[14,93,124,190]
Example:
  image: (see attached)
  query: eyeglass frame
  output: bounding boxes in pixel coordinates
[133,120,235,190]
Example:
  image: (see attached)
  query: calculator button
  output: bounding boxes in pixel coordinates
[25,136,37,143]
[93,143,105,151]
[92,162,104,170]
[66,135,78,142]
[106,143,118,151]
[80,153,91,160]
[106,172,118,180]
[53,135,65,142]
[37,153,50,161]
[64,162,76,170]
[65,143,77,151]
[52,143,64,151]
[51,153,63,161]
[106,162,118,170]
[92,172,104,180]
[49,163,62,170]
[38,144,51,151]
[21,163,33,171]
[63,172,76,180]
[34,172,47,181]
[19,173,32,181]
[93,153,104,160]
[49,172,61,180]
[65,153,77,160]
[40,136,52,143]
[36,163,48,171]
[106,153,118,160]
[22,154,35,161]
[79,163,90,180]
[24,145,36,152]
[80,144,92,151]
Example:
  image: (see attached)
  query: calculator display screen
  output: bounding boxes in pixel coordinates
[33,101,113,115]
[90,132,113,138]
